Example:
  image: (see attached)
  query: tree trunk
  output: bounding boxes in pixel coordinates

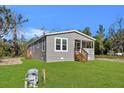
[13,18,18,57]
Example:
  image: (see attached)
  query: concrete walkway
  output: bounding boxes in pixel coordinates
[96,58,124,62]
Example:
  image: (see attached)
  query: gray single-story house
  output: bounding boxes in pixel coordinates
[27,30,96,62]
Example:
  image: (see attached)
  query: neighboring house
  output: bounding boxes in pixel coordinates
[27,30,96,62]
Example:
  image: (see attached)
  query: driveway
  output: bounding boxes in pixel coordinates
[96,58,124,62]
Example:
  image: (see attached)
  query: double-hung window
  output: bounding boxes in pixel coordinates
[55,37,68,52]
[62,39,67,50]
[56,38,61,50]
[42,38,45,51]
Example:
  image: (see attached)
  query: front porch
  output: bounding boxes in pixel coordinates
[74,39,95,61]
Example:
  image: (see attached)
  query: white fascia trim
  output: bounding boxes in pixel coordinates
[46,30,96,41]
[28,30,96,47]
[74,30,96,41]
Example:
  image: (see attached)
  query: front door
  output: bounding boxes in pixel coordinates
[75,40,81,51]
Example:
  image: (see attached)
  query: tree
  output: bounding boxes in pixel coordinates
[108,17,124,53]
[0,39,4,57]
[0,6,11,37]
[95,25,105,55]
[0,6,28,56]
[103,37,111,54]
[0,38,12,57]
[19,35,27,57]
[82,27,92,36]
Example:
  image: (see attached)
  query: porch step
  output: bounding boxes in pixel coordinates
[75,49,88,63]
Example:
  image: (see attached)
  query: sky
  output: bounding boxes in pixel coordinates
[6,5,124,39]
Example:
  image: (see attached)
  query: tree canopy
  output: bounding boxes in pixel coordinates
[94,25,105,55]
[82,27,92,36]
[0,6,28,57]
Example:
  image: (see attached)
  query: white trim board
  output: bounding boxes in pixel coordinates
[27,30,96,47]
[46,30,96,41]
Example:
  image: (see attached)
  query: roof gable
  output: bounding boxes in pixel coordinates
[46,30,96,41]
[28,30,96,47]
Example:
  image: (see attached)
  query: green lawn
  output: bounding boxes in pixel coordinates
[1,59,124,88]
[0,59,42,88]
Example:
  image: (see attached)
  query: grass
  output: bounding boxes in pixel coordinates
[96,55,124,59]
[0,59,42,88]
[44,60,124,88]
[1,59,124,87]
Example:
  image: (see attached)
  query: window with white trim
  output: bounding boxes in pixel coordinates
[55,37,68,52]
[56,38,61,50]
[62,39,67,50]
[42,38,46,51]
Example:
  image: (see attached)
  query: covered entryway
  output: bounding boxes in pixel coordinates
[74,39,95,62]
[75,40,81,51]
[74,40,88,62]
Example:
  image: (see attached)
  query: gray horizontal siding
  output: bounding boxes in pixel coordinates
[28,37,46,61]
[46,32,95,62]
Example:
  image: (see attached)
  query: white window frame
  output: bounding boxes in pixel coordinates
[41,38,46,52]
[54,37,68,52]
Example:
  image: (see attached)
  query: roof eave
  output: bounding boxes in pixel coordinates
[45,30,96,41]
[27,30,96,47]
[27,35,46,47]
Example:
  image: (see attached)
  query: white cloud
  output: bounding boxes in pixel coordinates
[23,27,48,39]
[2,27,48,40]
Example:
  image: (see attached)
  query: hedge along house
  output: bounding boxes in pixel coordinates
[27,30,96,62]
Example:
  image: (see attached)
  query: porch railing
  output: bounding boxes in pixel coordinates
[80,48,88,61]
[75,48,88,62]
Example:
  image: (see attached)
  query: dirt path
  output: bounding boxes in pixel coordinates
[96,58,124,62]
[0,58,22,65]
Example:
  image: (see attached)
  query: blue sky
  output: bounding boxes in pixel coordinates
[7,5,124,39]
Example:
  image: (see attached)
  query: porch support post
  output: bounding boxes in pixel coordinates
[80,40,82,49]
[93,41,94,49]
[93,41,95,59]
